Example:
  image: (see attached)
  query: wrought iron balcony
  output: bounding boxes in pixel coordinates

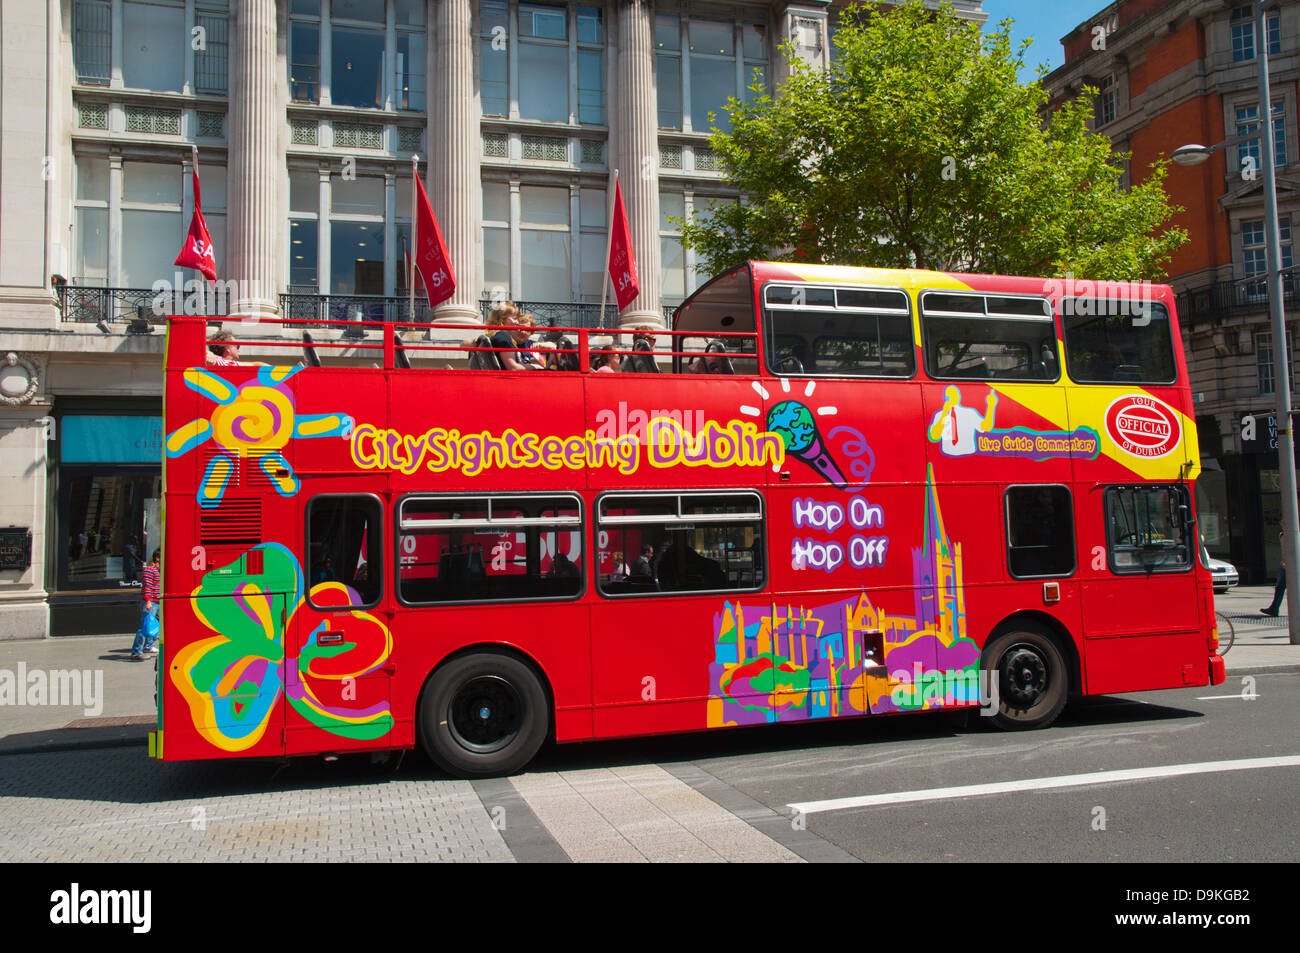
[1177,269,1300,327]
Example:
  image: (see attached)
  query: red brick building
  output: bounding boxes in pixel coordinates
[1046,0,1300,582]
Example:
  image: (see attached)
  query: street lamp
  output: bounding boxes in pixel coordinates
[1175,0,1300,645]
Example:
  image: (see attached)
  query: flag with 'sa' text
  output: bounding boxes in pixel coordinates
[174,166,216,281]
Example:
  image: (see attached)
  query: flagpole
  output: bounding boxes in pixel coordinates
[192,145,208,317]
[409,154,418,326]
[599,169,618,331]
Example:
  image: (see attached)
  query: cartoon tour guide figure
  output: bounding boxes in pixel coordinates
[927,385,997,457]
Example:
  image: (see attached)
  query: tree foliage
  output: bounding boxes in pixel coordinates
[679,0,1187,282]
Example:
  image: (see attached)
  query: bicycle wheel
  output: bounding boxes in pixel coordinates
[1215,610,1235,656]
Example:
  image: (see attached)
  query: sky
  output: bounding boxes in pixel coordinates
[979,0,1097,82]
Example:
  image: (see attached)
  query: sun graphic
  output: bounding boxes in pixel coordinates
[737,379,846,484]
[166,366,353,508]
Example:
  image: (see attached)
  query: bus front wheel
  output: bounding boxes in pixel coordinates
[981,627,1067,731]
[418,653,550,778]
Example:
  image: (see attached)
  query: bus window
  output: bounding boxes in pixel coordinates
[597,491,764,595]
[1063,302,1176,384]
[921,291,1058,381]
[763,284,913,377]
[1105,485,1192,573]
[397,494,583,604]
[1004,485,1075,578]
[306,495,383,607]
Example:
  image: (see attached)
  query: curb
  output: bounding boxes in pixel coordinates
[1224,663,1300,676]
[0,724,152,757]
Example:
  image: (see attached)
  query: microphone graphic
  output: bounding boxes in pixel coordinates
[767,400,849,488]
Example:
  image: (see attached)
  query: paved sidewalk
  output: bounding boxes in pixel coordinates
[1210,584,1300,675]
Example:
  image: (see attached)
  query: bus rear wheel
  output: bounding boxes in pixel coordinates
[418,653,549,778]
[981,627,1067,731]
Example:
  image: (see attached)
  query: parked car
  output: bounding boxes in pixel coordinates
[1201,544,1239,593]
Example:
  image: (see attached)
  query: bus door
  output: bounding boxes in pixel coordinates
[287,492,394,755]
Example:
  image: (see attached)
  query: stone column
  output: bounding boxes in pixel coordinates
[429,0,481,325]
[773,3,830,87]
[616,0,662,329]
[227,0,281,319]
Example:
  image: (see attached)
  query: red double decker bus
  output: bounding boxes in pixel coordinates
[151,262,1225,777]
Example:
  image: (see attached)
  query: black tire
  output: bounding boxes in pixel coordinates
[981,626,1068,731]
[417,653,550,778]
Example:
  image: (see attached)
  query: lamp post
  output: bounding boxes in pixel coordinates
[1174,0,1300,645]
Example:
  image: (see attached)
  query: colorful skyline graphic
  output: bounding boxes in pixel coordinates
[707,466,981,727]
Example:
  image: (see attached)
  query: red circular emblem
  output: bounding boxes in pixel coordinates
[1104,394,1181,458]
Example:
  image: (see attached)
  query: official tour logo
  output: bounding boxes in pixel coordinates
[1104,394,1181,458]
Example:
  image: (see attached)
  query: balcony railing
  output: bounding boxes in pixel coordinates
[1177,269,1300,327]
[56,284,677,329]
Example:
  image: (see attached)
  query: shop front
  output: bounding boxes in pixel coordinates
[49,403,161,636]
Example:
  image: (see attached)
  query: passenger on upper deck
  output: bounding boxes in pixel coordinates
[206,329,265,366]
[488,302,545,371]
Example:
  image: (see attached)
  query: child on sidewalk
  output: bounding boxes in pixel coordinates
[130,549,161,660]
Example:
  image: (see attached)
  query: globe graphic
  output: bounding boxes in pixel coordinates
[767,400,816,454]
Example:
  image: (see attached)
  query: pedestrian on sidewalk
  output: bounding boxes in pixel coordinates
[130,549,161,660]
[1263,532,1286,616]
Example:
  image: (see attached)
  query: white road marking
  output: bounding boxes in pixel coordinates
[1195,694,1259,701]
[787,755,1300,815]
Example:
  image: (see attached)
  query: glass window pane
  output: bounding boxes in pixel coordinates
[290,0,319,14]
[518,42,569,122]
[396,0,425,27]
[396,176,412,218]
[656,55,681,128]
[76,207,108,282]
[579,188,605,229]
[74,0,112,84]
[205,213,225,268]
[332,0,383,23]
[199,166,227,209]
[580,232,605,297]
[690,56,735,131]
[1063,302,1176,384]
[330,220,386,294]
[743,24,766,59]
[522,231,571,300]
[577,6,603,44]
[1006,486,1075,577]
[1106,485,1191,572]
[655,15,680,51]
[481,1,508,35]
[397,32,426,110]
[662,236,685,300]
[483,182,510,223]
[123,2,184,92]
[290,22,320,102]
[578,49,604,125]
[521,186,568,226]
[332,28,384,108]
[76,156,108,202]
[481,38,508,116]
[123,162,180,205]
[63,472,161,588]
[659,192,684,231]
[290,170,318,213]
[121,210,182,286]
[483,228,509,296]
[520,3,567,39]
[331,175,384,215]
[307,496,382,608]
[195,13,229,94]
[289,219,318,288]
[689,20,733,55]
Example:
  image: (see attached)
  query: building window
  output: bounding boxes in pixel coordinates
[660,191,686,304]
[332,27,385,109]
[1243,217,1294,300]
[195,10,229,94]
[1095,74,1116,127]
[1256,329,1295,396]
[577,6,605,125]
[74,156,109,285]
[290,18,321,103]
[396,30,426,110]
[520,184,571,300]
[482,182,510,298]
[290,0,426,110]
[122,1,185,93]
[518,3,570,123]
[1231,5,1281,62]
[656,15,767,133]
[579,187,607,299]
[480,1,509,117]
[74,0,112,85]
[329,175,385,294]
[121,162,183,288]
[1236,102,1286,172]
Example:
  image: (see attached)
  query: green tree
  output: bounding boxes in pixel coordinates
[680,0,1186,282]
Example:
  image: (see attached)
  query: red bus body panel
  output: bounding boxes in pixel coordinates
[152,263,1222,764]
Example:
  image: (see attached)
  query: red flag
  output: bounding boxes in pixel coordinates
[413,174,456,307]
[174,166,216,281]
[608,180,639,310]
